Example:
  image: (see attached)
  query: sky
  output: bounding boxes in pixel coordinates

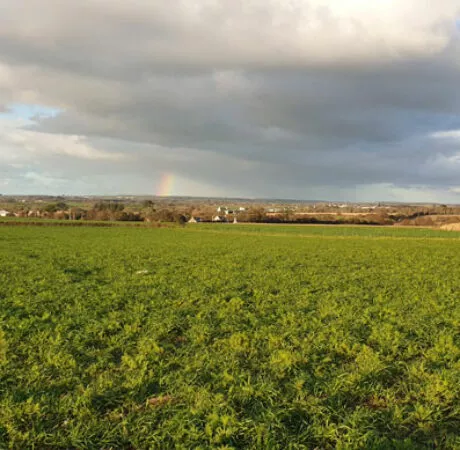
[0,1,460,202]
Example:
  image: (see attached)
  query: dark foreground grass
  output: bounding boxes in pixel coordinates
[0,225,459,449]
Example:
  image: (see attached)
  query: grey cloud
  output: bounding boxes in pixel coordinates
[32,64,460,154]
[0,1,460,200]
[1,1,458,73]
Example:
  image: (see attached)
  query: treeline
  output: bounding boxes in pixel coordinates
[4,200,460,226]
[11,201,188,224]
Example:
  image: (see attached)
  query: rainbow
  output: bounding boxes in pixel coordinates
[157,173,175,196]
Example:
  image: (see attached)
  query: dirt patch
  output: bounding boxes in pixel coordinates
[440,223,460,231]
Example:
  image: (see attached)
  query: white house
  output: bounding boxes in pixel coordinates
[0,210,10,217]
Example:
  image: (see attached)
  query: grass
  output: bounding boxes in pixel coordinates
[1,225,459,448]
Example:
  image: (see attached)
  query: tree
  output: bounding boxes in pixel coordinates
[44,203,59,213]
[94,201,125,212]
[56,202,68,210]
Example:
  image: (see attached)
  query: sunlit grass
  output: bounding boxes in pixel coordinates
[1,226,459,448]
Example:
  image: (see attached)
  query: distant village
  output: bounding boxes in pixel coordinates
[1,195,460,227]
[190,206,247,224]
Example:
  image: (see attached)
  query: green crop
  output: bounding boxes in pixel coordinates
[0,225,459,449]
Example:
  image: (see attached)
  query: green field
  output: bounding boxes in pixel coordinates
[1,225,459,449]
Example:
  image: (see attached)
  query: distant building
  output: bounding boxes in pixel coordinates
[188,217,201,223]
[212,215,225,222]
[0,210,10,217]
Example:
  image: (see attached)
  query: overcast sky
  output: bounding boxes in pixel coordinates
[1,1,460,202]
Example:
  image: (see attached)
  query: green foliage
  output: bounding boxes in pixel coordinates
[0,225,459,448]
[43,202,68,213]
[93,201,125,212]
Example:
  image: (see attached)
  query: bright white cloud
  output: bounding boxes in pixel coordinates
[432,129,460,139]
[0,0,458,70]
[6,130,125,161]
[0,117,125,162]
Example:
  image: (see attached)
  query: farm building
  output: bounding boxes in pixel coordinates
[212,215,226,222]
[217,205,243,215]
[188,217,201,223]
[0,209,10,217]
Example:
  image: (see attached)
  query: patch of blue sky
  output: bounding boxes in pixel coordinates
[1,103,61,121]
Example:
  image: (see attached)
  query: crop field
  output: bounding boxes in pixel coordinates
[1,224,459,449]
